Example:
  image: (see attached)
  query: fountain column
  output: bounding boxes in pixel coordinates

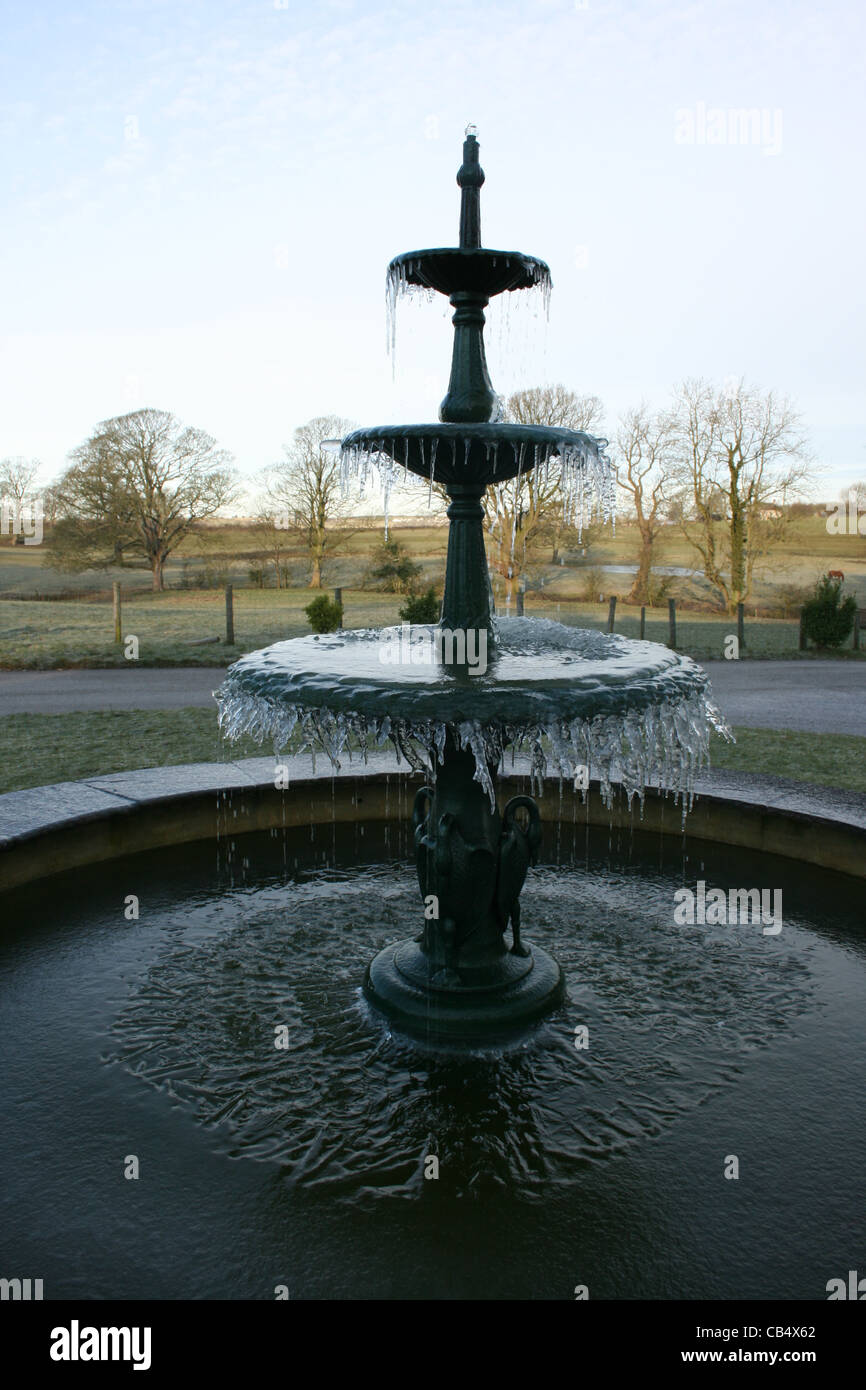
[439,130,498,426]
[440,484,493,635]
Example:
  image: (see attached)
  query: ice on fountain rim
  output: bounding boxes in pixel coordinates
[337,426,616,540]
[215,625,732,817]
[216,684,729,817]
[386,252,552,360]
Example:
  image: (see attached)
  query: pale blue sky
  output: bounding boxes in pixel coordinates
[1,0,863,501]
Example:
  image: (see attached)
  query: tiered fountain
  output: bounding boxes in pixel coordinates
[217,128,725,1039]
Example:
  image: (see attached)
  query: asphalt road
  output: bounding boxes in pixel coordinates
[0,668,228,714]
[0,661,863,735]
[699,660,865,737]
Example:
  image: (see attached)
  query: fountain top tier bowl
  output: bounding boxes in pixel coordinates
[385,124,550,304]
[387,247,550,300]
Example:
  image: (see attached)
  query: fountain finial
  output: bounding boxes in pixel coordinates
[457,128,484,250]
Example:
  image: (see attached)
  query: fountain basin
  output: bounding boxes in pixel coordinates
[0,779,863,1299]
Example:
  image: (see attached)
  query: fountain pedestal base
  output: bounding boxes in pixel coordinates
[363,937,564,1041]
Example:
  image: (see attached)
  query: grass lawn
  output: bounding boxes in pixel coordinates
[0,709,863,796]
[708,726,866,791]
[0,586,863,668]
[0,588,410,668]
[1,512,864,670]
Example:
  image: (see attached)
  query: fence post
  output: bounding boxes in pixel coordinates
[737,601,745,650]
[516,588,524,616]
[640,605,646,640]
[667,598,677,649]
[333,587,343,625]
[799,610,807,651]
[607,595,616,634]
[225,584,234,645]
[112,582,122,644]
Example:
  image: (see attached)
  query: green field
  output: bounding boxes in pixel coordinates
[0,588,411,668]
[1,514,864,668]
[0,584,862,668]
[0,522,449,598]
[1,586,861,667]
[0,708,863,796]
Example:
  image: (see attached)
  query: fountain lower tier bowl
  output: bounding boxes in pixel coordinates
[216,620,726,807]
[340,423,610,488]
[389,247,550,298]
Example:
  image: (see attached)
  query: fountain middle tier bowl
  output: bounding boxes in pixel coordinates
[217,620,726,805]
[340,423,611,488]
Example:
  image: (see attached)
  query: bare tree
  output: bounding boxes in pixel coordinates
[51,409,236,590]
[264,415,355,587]
[0,456,40,507]
[39,483,62,525]
[249,505,297,588]
[485,385,605,601]
[614,404,675,605]
[0,457,43,545]
[671,378,812,612]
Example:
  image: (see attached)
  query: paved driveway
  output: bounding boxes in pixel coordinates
[700,660,865,737]
[0,661,863,736]
[0,668,227,713]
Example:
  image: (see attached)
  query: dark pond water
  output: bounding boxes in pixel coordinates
[1,814,863,1300]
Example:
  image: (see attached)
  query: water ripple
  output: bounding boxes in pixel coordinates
[107,863,815,1202]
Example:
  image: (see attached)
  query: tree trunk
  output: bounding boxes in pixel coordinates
[628,540,653,605]
[151,555,165,591]
[309,522,324,587]
[729,502,747,612]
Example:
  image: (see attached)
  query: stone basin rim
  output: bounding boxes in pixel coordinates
[1,760,865,895]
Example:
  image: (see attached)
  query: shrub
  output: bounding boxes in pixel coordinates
[305,593,343,633]
[579,565,605,602]
[200,562,233,589]
[800,574,857,648]
[775,582,812,619]
[646,573,675,607]
[365,537,423,594]
[248,564,269,589]
[399,586,440,624]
